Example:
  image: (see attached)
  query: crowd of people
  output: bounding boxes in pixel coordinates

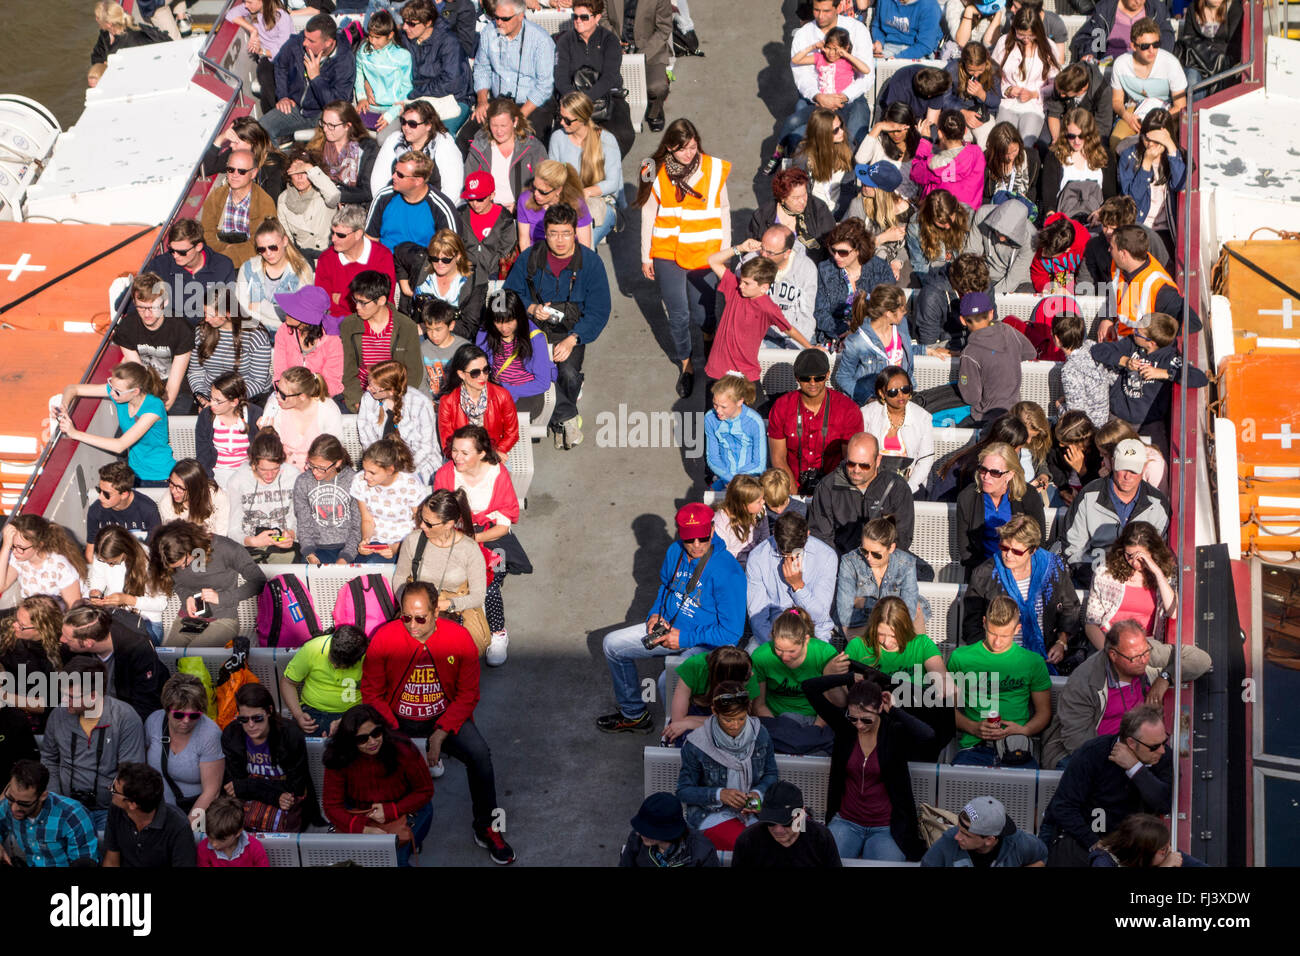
[0,0,1222,869]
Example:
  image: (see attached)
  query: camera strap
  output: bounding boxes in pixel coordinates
[70,726,107,808]
[795,398,830,472]
[662,544,714,630]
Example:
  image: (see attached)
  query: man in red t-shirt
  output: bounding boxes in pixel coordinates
[360,582,515,863]
[313,206,397,325]
[767,348,862,495]
[704,240,815,403]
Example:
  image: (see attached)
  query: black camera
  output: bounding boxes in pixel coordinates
[217,230,250,245]
[797,468,823,497]
[642,621,670,650]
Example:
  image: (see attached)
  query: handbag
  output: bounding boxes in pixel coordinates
[571,66,615,122]
[918,803,961,846]
[243,797,304,833]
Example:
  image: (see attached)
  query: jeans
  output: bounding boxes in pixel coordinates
[654,259,719,363]
[591,204,616,248]
[259,104,319,145]
[602,623,708,719]
[88,808,109,832]
[301,704,346,737]
[355,553,397,565]
[1184,67,1209,102]
[776,96,873,154]
[552,342,586,425]
[828,814,907,860]
[397,801,434,867]
[305,547,344,565]
[142,619,165,646]
[953,742,1040,770]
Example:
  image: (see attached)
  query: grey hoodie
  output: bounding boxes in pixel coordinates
[963,201,1038,295]
[293,466,362,562]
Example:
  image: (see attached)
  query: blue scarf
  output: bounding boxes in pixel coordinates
[994,548,1058,674]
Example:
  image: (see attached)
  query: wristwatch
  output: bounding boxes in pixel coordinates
[1159,669,1171,682]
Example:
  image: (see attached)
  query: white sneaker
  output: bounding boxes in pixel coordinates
[429,758,445,778]
[486,630,509,666]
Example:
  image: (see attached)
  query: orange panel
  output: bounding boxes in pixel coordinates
[1218,354,1300,469]
[1219,240,1300,341]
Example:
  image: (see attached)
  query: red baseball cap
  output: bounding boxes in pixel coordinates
[462,171,495,201]
[676,503,714,541]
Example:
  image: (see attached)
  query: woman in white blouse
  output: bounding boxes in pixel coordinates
[357,360,441,483]
[860,366,935,495]
[991,7,1060,147]
[85,525,167,645]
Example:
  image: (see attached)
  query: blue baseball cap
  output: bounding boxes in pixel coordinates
[959,291,995,318]
[854,161,903,194]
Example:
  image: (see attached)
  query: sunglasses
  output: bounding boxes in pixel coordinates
[1065,132,1085,141]
[226,166,254,175]
[713,692,749,704]
[274,385,301,400]
[170,245,195,256]
[533,183,558,197]
[492,12,518,21]
[829,247,853,258]
[574,11,596,19]
[682,536,710,545]
[1131,734,1167,751]
[170,710,202,721]
[1133,41,1159,50]
[797,374,827,384]
[845,460,874,470]
[401,614,430,624]
[464,366,489,378]
[845,713,878,726]
[862,548,886,560]
[401,118,425,128]
[331,229,354,239]
[883,385,913,397]
[999,543,1031,557]
[558,114,577,126]
[356,727,385,742]
[256,243,280,253]
[235,714,267,725]
[977,465,1010,478]
[430,255,456,264]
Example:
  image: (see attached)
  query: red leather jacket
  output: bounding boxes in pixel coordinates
[437,383,520,457]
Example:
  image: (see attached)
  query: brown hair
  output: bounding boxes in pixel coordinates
[634,118,703,209]
[717,474,764,541]
[918,191,969,262]
[849,283,907,334]
[149,521,214,594]
[1011,401,1051,467]
[367,360,409,428]
[7,514,87,581]
[0,594,63,670]
[863,596,916,662]
[362,435,416,474]
[1051,108,1108,169]
[770,606,815,646]
[738,256,777,286]
[93,525,152,599]
[795,108,853,182]
[695,647,753,710]
[1112,224,1150,259]
[948,254,989,296]
[161,673,209,714]
[1096,195,1138,228]
[1104,520,1176,585]
[1054,408,1096,447]
[111,361,166,400]
[770,166,810,204]
[277,366,330,404]
[168,458,218,526]
[825,217,875,265]
[711,374,756,406]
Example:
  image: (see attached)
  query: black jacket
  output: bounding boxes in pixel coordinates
[399,15,473,103]
[747,197,836,265]
[90,24,167,65]
[554,22,625,104]
[1042,61,1115,141]
[618,829,720,867]
[1070,0,1175,62]
[803,673,932,861]
[196,401,263,479]
[64,622,169,724]
[1040,731,1172,850]
[336,137,381,207]
[392,243,488,340]
[1175,1,1244,76]
[458,203,518,286]
[809,464,916,557]
[1043,441,1105,498]
[961,554,1082,645]
[221,717,324,827]
[0,706,39,786]
[955,483,1047,576]
[981,148,1041,208]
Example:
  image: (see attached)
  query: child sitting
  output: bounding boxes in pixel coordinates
[705,376,768,491]
[418,300,469,399]
[197,796,270,867]
[792,28,874,100]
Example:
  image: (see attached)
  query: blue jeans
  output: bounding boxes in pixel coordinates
[953,743,1039,770]
[142,619,164,646]
[88,808,109,832]
[259,104,318,144]
[602,623,707,719]
[591,203,616,247]
[777,96,872,153]
[301,704,346,736]
[355,552,397,565]
[654,259,719,363]
[397,801,434,867]
[305,548,344,565]
[828,814,907,860]
[440,100,471,137]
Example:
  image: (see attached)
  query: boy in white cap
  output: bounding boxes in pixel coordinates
[922,796,1048,867]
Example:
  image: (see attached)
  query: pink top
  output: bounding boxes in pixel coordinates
[910,139,986,211]
[1098,680,1147,736]
[814,53,857,96]
[212,421,251,473]
[272,325,345,397]
[1112,579,1159,634]
[196,833,270,867]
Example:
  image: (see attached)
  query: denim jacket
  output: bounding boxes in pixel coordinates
[676,722,779,830]
[834,546,928,628]
[834,317,917,405]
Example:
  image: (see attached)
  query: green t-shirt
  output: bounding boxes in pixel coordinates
[751,639,839,717]
[282,633,365,714]
[675,653,762,703]
[845,634,941,684]
[947,641,1052,749]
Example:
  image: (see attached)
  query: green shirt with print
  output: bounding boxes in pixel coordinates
[282,633,365,714]
[845,633,941,684]
[675,653,762,703]
[947,640,1051,749]
[751,639,838,717]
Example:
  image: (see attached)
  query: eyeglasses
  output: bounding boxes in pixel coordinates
[418,515,446,529]
[167,480,187,491]
[307,461,338,476]
[845,713,878,726]
[1112,646,1153,663]
[256,243,280,254]
[845,460,874,470]
[321,121,346,130]
[1133,41,1159,50]
[1131,733,1168,751]
[97,487,115,498]
[430,255,456,265]
[356,727,385,742]
[235,714,267,725]
[545,229,575,240]
[15,622,38,633]
[11,542,33,553]
[170,710,202,721]
[109,785,125,798]
[760,247,786,257]
[977,465,1010,479]
[353,296,376,308]
[797,374,827,384]
[3,788,40,810]
[883,385,913,397]
[464,366,489,378]
[170,245,195,256]
[829,246,853,258]
[401,118,425,128]
[401,614,430,624]
[331,229,354,239]
[1000,542,1031,557]
[574,11,596,19]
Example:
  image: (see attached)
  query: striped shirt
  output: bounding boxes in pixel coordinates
[212,420,251,472]
[491,338,532,388]
[0,792,99,866]
[359,317,393,389]
[187,322,274,400]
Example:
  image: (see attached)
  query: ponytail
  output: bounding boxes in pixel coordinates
[111,361,165,399]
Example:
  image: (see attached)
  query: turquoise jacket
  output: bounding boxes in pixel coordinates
[355,43,414,124]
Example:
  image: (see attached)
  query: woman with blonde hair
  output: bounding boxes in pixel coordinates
[89,1,165,86]
[237,218,314,332]
[258,366,344,471]
[86,525,168,645]
[704,376,766,492]
[0,594,65,732]
[517,159,593,251]
[550,91,624,247]
[712,475,769,568]
[954,441,1046,575]
[792,107,856,220]
[57,362,176,485]
[358,359,441,483]
[463,98,548,214]
[397,229,485,334]
[0,516,87,611]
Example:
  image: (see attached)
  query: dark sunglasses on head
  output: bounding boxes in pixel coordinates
[798,374,827,383]
[256,243,279,253]
[1000,542,1031,557]
[356,727,385,742]
[226,166,254,175]
[235,714,267,725]
[883,385,913,397]
[170,710,202,721]
[713,692,749,705]
[401,613,430,624]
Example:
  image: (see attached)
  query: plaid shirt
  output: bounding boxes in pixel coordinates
[220,188,253,239]
[0,792,99,866]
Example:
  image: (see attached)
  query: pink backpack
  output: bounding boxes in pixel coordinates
[256,574,323,649]
[331,574,398,637]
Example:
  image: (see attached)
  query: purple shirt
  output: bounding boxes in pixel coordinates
[226,2,293,58]
[516,190,593,243]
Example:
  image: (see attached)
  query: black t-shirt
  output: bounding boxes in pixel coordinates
[105,802,198,867]
[731,821,844,868]
[111,312,193,382]
[87,495,162,549]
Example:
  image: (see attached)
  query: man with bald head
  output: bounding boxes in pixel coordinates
[808,432,914,556]
[200,147,276,267]
[740,225,817,350]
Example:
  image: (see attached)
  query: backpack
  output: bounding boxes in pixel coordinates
[1055,181,1104,222]
[672,25,703,57]
[257,573,324,649]
[214,636,260,730]
[918,804,962,847]
[331,573,398,637]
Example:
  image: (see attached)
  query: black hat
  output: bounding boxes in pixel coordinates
[755,780,805,826]
[630,792,688,842]
[792,348,829,380]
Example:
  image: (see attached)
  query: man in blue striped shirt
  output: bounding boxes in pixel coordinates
[466,0,557,143]
[0,761,99,867]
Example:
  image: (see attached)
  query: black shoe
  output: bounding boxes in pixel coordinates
[596,711,655,733]
[761,154,782,176]
[473,827,516,864]
[676,369,695,399]
[647,114,665,133]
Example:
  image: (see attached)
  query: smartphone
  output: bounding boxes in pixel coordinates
[192,593,206,615]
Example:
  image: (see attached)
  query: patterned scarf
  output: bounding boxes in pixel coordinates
[663,153,703,202]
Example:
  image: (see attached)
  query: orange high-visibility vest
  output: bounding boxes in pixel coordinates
[1111,255,1176,337]
[648,154,730,271]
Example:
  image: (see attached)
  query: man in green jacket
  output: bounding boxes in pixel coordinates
[339,269,426,412]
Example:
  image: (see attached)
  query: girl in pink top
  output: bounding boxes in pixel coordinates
[791,27,873,98]
[258,367,344,471]
[910,110,987,210]
[196,797,270,867]
[272,317,344,398]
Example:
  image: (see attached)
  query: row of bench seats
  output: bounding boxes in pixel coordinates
[252,831,398,867]
[643,746,1064,835]
[161,411,537,508]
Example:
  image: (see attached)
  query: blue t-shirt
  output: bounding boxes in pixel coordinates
[982,493,1011,560]
[110,385,176,481]
[1108,481,1138,530]
[378,194,437,252]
